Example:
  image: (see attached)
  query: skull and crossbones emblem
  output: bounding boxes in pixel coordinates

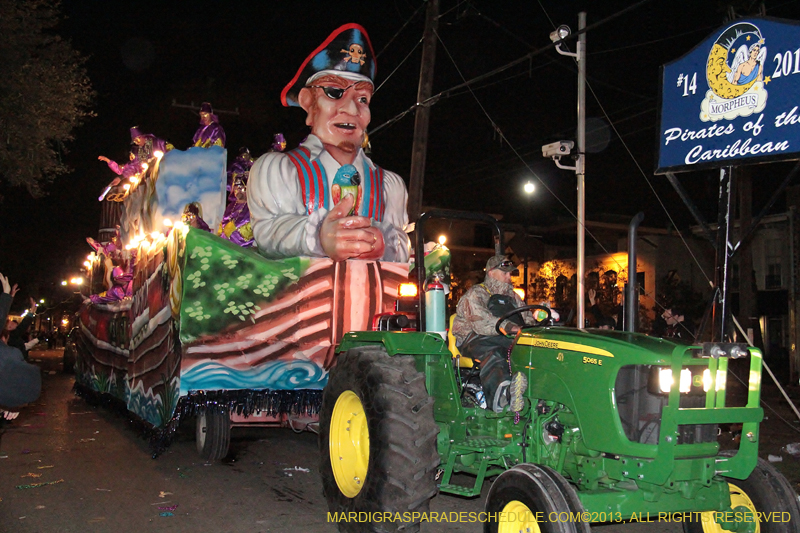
[340,43,366,65]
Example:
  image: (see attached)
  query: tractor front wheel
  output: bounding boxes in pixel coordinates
[320,345,439,533]
[683,452,800,533]
[484,464,590,533]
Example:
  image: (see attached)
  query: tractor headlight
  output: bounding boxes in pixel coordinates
[649,367,711,395]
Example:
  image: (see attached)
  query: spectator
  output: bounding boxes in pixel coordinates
[657,305,696,342]
[7,297,37,361]
[596,315,616,330]
[0,273,42,415]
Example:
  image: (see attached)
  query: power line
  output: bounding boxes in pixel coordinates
[375,37,423,94]
[370,0,656,136]
[375,1,426,59]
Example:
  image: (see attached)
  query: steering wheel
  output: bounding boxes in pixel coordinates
[495,305,552,335]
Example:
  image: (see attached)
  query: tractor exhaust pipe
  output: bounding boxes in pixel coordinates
[625,212,645,332]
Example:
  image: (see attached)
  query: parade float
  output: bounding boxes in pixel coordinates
[74,133,408,459]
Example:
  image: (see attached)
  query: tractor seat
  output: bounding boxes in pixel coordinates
[448,315,475,369]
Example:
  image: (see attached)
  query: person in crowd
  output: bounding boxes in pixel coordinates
[6,297,37,361]
[595,315,616,330]
[248,24,410,262]
[0,273,42,418]
[660,305,696,342]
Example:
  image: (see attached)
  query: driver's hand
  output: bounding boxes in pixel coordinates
[506,323,520,335]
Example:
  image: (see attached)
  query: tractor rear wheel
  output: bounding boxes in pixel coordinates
[320,345,439,533]
[484,464,590,533]
[195,409,230,461]
[683,452,800,533]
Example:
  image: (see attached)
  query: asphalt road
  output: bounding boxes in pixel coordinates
[0,349,685,532]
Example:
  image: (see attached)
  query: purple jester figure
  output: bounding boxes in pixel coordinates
[226,147,254,198]
[85,251,136,305]
[219,174,254,247]
[129,126,171,163]
[192,102,226,148]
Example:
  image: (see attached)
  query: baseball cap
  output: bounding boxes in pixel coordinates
[486,255,516,273]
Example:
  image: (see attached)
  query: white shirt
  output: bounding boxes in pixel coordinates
[248,134,410,261]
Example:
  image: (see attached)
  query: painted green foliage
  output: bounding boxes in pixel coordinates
[178,230,309,343]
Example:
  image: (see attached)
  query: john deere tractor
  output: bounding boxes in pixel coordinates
[319,211,800,533]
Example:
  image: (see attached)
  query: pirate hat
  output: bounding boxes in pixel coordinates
[281,23,376,107]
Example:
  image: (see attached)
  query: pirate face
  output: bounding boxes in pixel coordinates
[302,75,372,155]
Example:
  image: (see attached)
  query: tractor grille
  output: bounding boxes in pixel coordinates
[615,365,717,445]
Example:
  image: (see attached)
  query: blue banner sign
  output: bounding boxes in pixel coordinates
[656,17,800,174]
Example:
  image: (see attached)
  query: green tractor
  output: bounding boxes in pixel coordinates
[319,211,800,533]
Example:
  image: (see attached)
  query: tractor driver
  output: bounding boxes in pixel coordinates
[452,255,531,412]
[248,24,410,263]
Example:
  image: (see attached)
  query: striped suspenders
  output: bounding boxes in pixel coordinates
[286,147,386,221]
[362,162,386,221]
[286,147,329,215]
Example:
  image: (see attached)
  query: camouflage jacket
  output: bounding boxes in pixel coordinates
[452,277,532,346]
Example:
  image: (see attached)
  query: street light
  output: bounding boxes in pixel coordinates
[549,25,571,44]
[523,181,535,194]
[544,13,587,327]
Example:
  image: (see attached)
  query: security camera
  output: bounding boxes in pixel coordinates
[542,140,574,159]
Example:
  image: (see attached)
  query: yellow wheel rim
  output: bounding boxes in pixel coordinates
[329,390,370,498]
[499,500,541,533]
[700,483,759,533]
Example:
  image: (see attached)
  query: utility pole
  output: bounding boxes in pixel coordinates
[408,0,439,223]
[576,12,587,329]
[548,13,586,327]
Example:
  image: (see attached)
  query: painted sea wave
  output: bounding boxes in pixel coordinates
[180,360,328,395]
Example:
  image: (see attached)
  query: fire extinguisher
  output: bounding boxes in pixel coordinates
[425,276,446,339]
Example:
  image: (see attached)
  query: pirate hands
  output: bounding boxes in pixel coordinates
[319,194,385,262]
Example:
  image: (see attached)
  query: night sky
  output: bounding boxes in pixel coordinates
[2,0,800,310]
